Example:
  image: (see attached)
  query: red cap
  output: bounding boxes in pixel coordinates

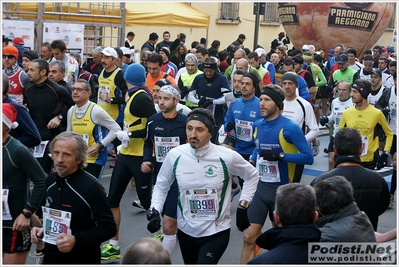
[12,37,24,45]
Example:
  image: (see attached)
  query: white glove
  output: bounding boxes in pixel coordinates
[218,125,226,136]
[116,131,130,142]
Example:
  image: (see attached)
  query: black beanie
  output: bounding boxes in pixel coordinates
[160,47,170,58]
[282,72,298,87]
[352,80,371,99]
[261,88,285,110]
[243,73,260,97]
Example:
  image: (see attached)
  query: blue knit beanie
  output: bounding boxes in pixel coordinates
[124,63,146,85]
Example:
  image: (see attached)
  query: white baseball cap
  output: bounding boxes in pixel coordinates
[302,44,309,51]
[101,47,118,58]
[120,47,131,56]
[255,48,266,57]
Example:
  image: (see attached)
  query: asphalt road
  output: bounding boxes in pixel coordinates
[25,133,396,264]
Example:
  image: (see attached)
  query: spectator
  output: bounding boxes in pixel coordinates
[313,175,376,242]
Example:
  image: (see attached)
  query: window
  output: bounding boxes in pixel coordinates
[262,2,279,23]
[220,3,240,21]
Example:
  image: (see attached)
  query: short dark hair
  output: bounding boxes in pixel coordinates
[313,54,323,63]
[122,238,171,264]
[275,183,316,226]
[50,39,67,52]
[23,49,39,61]
[191,41,200,49]
[163,31,170,36]
[363,54,374,61]
[389,60,396,68]
[247,52,259,61]
[283,58,295,68]
[334,127,362,156]
[196,46,209,56]
[127,31,135,37]
[313,175,354,216]
[211,40,220,48]
[31,58,49,76]
[147,53,163,67]
[218,50,228,61]
[233,69,246,76]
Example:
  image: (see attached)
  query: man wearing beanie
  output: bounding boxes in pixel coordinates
[2,45,30,104]
[177,53,203,108]
[240,85,313,264]
[102,63,157,261]
[141,84,187,256]
[141,32,159,52]
[2,102,47,265]
[223,72,262,192]
[339,79,393,170]
[188,57,230,143]
[22,50,39,72]
[159,47,178,78]
[281,71,320,155]
[148,107,258,264]
[347,48,363,71]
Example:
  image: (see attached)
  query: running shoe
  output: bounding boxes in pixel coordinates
[231,186,241,202]
[255,244,261,257]
[323,148,329,154]
[30,251,44,265]
[132,200,146,210]
[311,140,320,156]
[389,194,394,208]
[101,244,121,260]
[130,178,136,188]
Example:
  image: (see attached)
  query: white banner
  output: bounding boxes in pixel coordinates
[2,20,35,50]
[42,22,84,56]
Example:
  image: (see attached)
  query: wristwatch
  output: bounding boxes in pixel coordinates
[21,211,32,219]
[57,114,63,121]
[98,142,105,150]
[238,200,250,209]
[279,152,285,160]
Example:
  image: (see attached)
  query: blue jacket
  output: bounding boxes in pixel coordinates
[224,96,262,155]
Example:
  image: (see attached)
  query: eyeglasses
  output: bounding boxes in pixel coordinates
[2,54,15,59]
[71,87,89,92]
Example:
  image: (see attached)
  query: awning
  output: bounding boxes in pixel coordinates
[125,2,209,28]
[3,3,210,28]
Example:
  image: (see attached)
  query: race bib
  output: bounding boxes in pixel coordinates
[80,134,89,146]
[235,119,253,142]
[361,136,368,157]
[98,85,110,104]
[334,111,343,125]
[154,136,180,163]
[33,141,49,158]
[186,188,218,220]
[257,154,281,183]
[2,189,12,220]
[42,207,72,245]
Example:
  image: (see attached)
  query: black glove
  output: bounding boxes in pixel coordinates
[320,116,329,126]
[376,153,389,170]
[236,207,250,232]
[180,86,189,99]
[146,208,161,233]
[198,96,207,107]
[226,122,235,132]
[260,150,282,161]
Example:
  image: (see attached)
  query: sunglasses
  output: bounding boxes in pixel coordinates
[71,87,89,92]
[2,54,15,59]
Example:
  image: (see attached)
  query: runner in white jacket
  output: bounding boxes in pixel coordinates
[147,108,259,264]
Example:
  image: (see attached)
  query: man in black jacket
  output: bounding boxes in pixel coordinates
[248,183,320,264]
[311,127,390,230]
[30,131,116,264]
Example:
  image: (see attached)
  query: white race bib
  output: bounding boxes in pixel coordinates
[98,85,110,104]
[186,188,218,221]
[154,136,180,163]
[2,189,12,220]
[235,119,253,142]
[42,207,72,245]
[361,136,368,157]
[256,154,281,183]
[33,140,49,158]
